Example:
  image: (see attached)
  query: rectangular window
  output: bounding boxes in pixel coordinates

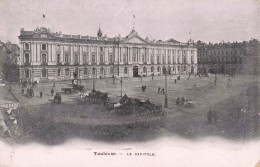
[25,69,30,78]
[42,69,47,78]
[65,69,70,76]
[57,69,61,76]
[42,44,47,50]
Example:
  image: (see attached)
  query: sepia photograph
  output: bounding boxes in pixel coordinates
[0,0,260,166]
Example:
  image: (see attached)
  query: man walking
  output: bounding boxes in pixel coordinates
[51,89,54,96]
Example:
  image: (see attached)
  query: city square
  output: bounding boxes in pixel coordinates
[3,73,258,144]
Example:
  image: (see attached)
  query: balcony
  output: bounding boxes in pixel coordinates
[56,62,62,66]
[99,62,105,65]
[64,63,70,66]
[91,62,97,65]
[73,63,79,66]
[109,62,114,65]
[41,62,48,66]
[23,62,31,66]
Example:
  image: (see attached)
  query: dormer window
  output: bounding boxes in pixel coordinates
[25,43,30,50]
[42,44,47,50]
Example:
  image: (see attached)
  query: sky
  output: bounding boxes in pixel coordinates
[0,0,259,44]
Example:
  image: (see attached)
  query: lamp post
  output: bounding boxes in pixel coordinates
[120,77,123,97]
[214,64,217,86]
[92,72,95,91]
[164,74,168,108]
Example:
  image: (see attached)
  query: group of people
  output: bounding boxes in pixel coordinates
[207,111,218,124]
[20,82,61,103]
[158,86,165,94]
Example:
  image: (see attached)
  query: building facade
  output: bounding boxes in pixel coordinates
[197,39,260,75]
[19,27,197,82]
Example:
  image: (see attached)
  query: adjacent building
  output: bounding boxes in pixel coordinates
[18,27,197,82]
[197,39,260,75]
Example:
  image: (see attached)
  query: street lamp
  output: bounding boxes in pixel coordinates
[92,71,95,91]
[164,74,168,108]
[214,64,217,86]
[120,77,123,97]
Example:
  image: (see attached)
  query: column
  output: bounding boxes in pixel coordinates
[37,43,40,63]
[105,47,108,64]
[52,44,56,63]
[70,45,73,65]
[48,43,51,63]
[60,45,64,63]
[88,46,91,64]
[31,43,34,64]
[129,48,132,63]
[20,43,23,65]
[79,45,83,65]
[97,46,99,65]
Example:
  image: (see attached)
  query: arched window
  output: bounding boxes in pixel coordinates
[151,55,154,64]
[92,55,96,64]
[65,68,70,76]
[100,55,104,64]
[100,67,104,74]
[172,55,175,63]
[162,55,165,64]
[83,54,88,64]
[132,54,136,62]
[123,55,127,63]
[157,55,160,63]
[65,54,69,63]
[124,67,128,74]
[168,55,171,64]
[142,54,145,62]
[110,67,114,74]
[74,54,78,64]
[57,54,60,64]
[109,55,113,63]
[92,68,96,75]
[84,67,88,75]
[25,43,30,50]
[25,53,29,64]
[42,68,47,78]
[151,66,154,72]
[143,67,147,73]
[157,66,160,72]
[42,54,47,64]
[42,43,47,50]
[183,56,186,63]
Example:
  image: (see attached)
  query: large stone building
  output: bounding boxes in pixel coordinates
[18,27,197,82]
[197,39,260,75]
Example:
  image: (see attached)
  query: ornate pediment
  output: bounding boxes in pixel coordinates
[124,37,148,44]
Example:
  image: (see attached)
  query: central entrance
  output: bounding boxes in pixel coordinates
[133,66,139,77]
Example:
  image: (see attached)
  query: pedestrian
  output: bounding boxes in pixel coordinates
[207,111,213,124]
[212,111,218,124]
[21,88,24,94]
[162,88,164,94]
[158,86,161,94]
[40,91,43,98]
[51,89,54,96]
